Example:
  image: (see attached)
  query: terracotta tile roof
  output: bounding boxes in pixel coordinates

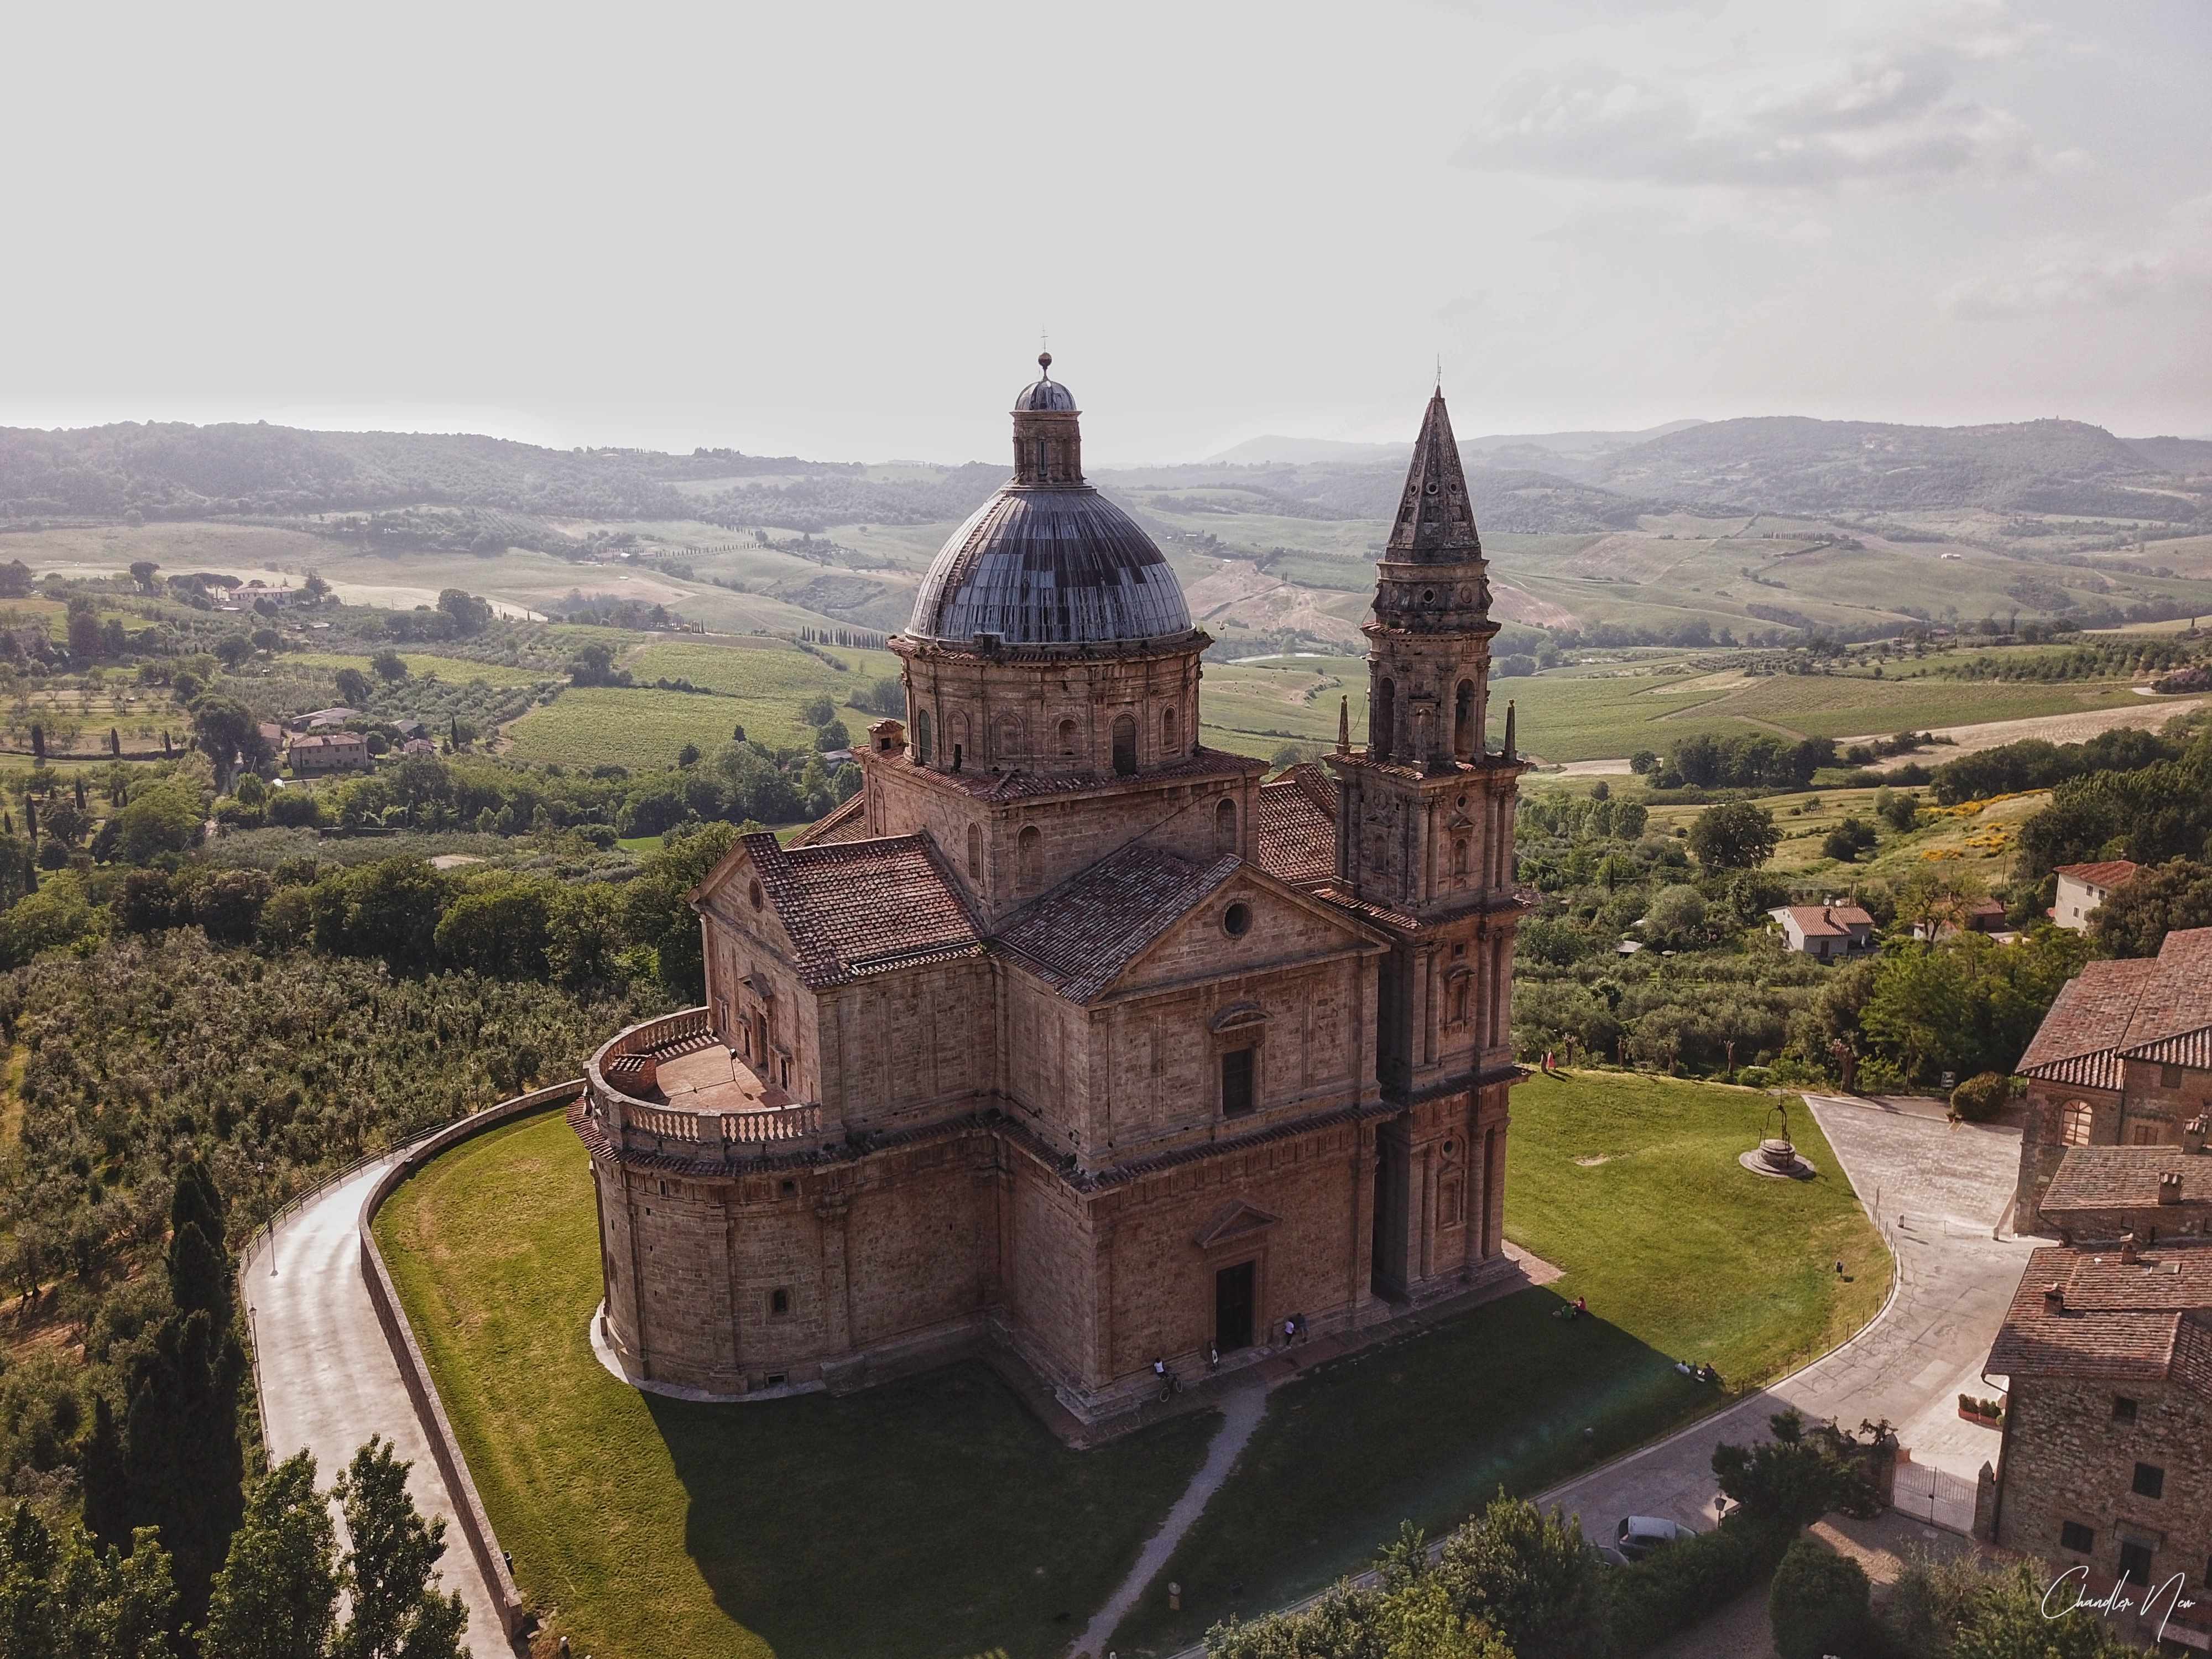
[914,745,1264,803]
[1772,904,1875,937]
[1987,1242,2212,1391]
[995,842,1239,1001]
[1255,765,1338,889]
[2055,860,2140,890]
[740,831,983,988]
[2018,929,2212,1084]
[786,792,869,847]
[2041,1147,2212,1216]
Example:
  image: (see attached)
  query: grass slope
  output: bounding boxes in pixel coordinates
[374,1112,1216,1659]
[1107,1071,1890,1655]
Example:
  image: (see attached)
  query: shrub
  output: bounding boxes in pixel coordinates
[1950,1071,2011,1122]
[1768,1536,1869,1659]
[1603,1512,1791,1654]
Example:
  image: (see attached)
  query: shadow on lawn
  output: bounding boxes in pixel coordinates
[642,1358,1217,1659]
[1109,1285,1720,1656]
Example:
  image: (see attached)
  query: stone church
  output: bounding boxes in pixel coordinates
[572,356,1530,1420]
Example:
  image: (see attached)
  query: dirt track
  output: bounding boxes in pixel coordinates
[1851,695,2207,770]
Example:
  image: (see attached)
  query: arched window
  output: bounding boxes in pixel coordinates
[1214,797,1237,855]
[1017,825,1042,892]
[1162,705,1180,755]
[1374,678,1395,762]
[1450,976,1469,1026]
[996,713,1022,760]
[2062,1100,2095,1146]
[1453,837,1469,879]
[1111,713,1137,776]
[1454,680,1475,759]
[1057,717,1077,756]
[949,711,969,772]
[914,708,932,765]
[966,823,982,880]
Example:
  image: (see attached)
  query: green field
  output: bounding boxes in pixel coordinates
[285,650,551,687]
[502,687,765,769]
[373,1112,1217,1659]
[1108,1071,1889,1654]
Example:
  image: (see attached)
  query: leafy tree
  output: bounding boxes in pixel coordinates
[0,880,104,969]
[309,859,453,974]
[677,742,701,768]
[128,560,161,593]
[369,650,408,684]
[434,875,556,978]
[1950,1071,2011,1123]
[213,635,255,670]
[1896,864,1987,946]
[1877,789,1921,832]
[1820,816,1878,862]
[108,784,207,864]
[302,574,331,604]
[190,696,271,789]
[1767,1536,1868,1659]
[2090,856,2212,959]
[1432,1493,1603,1659]
[67,601,103,662]
[1712,1410,1881,1531]
[622,822,742,997]
[1688,801,1778,872]
[433,588,492,637]
[566,643,630,688]
[1628,750,1657,775]
[1860,928,2089,1083]
[1642,883,1708,949]
[332,667,373,706]
[201,1454,337,1659]
[332,1437,467,1659]
[814,719,851,752]
[799,694,836,727]
[266,790,325,829]
[0,1503,176,1659]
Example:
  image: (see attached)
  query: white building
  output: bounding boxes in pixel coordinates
[2051,861,2138,931]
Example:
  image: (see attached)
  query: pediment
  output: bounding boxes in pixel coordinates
[1193,1199,1280,1250]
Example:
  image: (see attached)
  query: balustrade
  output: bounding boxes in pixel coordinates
[586,1007,825,1164]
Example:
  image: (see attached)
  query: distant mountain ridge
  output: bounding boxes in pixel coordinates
[1206,420,1702,467]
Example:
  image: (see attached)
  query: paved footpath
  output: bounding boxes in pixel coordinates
[1542,1095,2036,1543]
[242,1161,513,1658]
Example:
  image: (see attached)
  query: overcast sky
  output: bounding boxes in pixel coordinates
[6,0,2207,463]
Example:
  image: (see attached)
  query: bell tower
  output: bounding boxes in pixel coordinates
[1325,385,1525,1302]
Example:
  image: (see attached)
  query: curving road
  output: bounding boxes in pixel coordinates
[242,1162,513,1658]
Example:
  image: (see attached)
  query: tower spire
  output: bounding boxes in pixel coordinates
[1337,696,1349,753]
[1388,389,1481,562]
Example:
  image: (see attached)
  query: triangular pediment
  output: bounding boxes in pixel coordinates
[1194,1199,1280,1250]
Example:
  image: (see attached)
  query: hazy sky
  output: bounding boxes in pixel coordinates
[7,0,2208,463]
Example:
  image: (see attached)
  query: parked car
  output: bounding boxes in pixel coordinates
[1616,1516,1697,1561]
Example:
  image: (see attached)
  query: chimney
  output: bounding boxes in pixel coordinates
[2044,1282,2064,1312]
[2186,1115,2208,1155]
[2160,1171,2184,1206]
[2121,1233,2140,1262]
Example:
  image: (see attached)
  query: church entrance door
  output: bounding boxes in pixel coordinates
[1214,1261,1255,1352]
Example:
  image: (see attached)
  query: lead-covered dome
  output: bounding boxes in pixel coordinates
[905,352,1193,648]
[909,489,1192,645]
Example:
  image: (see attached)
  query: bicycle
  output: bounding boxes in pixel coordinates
[1155,1363,1183,1402]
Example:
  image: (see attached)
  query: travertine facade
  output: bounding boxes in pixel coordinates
[573,360,1528,1419]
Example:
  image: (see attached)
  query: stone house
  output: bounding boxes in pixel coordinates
[2052,860,2139,932]
[286,731,369,773]
[572,359,1530,1421]
[2037,1139,2212,1246]
[1980,1237,2212,1648]
[2013,927,2212,1233]
[1768,902,1876,960]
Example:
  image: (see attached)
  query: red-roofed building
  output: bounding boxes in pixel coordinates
[1978,1239,2212,1645]
[572,366,1532,1420]
[1767,902,1877,959]
[2053,860,2140,931]
[2014,928,2212,1232]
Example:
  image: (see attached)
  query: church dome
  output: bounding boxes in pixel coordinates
[905,353,1193,648]
[907,489,1192,645]
[1013,351,1078,412]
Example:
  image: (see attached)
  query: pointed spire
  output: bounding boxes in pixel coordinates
[1387,389,1482,563]
[1337,696,1350,753]
[1503,699,1516,762]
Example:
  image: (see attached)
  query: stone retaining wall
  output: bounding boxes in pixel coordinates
[356,1080,585,1641]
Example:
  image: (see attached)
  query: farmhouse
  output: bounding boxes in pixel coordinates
[286,731,368,773]
[1768,902,1876,959]
[572,359,1530,1420]
[2051,860,2138,931]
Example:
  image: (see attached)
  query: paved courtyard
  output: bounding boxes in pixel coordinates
[1541,1095,2034,1543]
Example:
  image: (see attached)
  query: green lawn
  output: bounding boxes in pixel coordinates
[373,1112,1218,1659]
[1105,1070,1890,1655]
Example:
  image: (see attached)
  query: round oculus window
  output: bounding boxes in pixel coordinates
[1424,480,1440,494]
[1422,588,1436,602]
[1222,901,1253,938]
